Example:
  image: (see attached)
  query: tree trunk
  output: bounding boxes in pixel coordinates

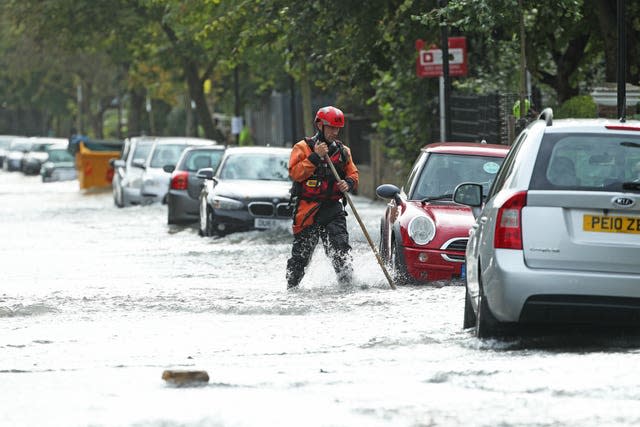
[128,87,145,137]
[185,60,215,139]
[594,0,617,81]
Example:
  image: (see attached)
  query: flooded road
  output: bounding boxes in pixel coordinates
[2,170,640,427]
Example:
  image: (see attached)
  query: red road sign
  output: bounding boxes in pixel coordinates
[416,37,468,78]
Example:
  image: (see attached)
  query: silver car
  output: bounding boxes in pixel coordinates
[454,109,640,338]
[111,136,155,207]
[3,137,33,171]
[140,137,216,204]
[22,137,67,175]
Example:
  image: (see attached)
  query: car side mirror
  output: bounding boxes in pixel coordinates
[132,158,146,169]
[453,183,483,207]
[112,159,125,168]
[376,184,403,205]
[196,167,214,180]
[163,164,175,173]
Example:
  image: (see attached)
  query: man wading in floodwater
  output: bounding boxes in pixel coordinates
[286,106,359,289]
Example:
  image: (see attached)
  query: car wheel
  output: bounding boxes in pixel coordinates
[199,197,215,237]
[475,270,508,338]
[379,219,388,261]
[463,283,476,329]
[199,196,208,236]
[114,185,124,208]
[390,238,409,285]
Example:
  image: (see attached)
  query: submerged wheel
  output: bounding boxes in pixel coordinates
[390,238,410,285]
[199,197,215,237]
[475,271,509,338]
[114,185,124,208]
[463,284,476,329]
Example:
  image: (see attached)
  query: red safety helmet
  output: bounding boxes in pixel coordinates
[315,106,345,128]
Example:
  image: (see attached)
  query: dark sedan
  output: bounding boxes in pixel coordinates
[166,145,226,225]
[197,146,292,236]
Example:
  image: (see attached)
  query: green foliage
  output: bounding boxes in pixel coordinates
[0,0,636,168]
[555,95,597,119]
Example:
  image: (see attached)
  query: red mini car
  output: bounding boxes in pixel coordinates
[376,142,510,284]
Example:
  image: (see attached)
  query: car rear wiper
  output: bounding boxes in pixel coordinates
[622,181,640,191]
[421,193,453,204]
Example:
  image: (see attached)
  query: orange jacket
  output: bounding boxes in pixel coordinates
[289,139,359,234]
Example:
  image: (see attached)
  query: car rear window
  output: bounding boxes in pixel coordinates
[180,149,224,172]
[530,133,640,191]
[132,142,152,162]
[149,144,186,168]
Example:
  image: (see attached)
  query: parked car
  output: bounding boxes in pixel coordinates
[22,137,67,175]
[111,136,155,207]
[41,143,77,182]
[198,146,293,236]
[140,137,216,204]
[3,137,33,172]
[166,145,226,224]
[376,142,509,285]
[0,135,21,168]
[454,109,640,338]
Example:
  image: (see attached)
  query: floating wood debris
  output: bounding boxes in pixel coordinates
[162,370,209,386]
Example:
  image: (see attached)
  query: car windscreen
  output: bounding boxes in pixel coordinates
[149,144,186,168]
[32,143,49,152]
[47,149,74,163]
[529,133,640,191]
[132,142,152,162]
[219,153,290,181]
[410,153,504,200]
[181,149,225,172]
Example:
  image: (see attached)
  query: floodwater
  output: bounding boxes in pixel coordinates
[2,170,640,427]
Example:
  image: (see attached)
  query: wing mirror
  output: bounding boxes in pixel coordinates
[111,159,125,168]
[454,183,484,218]
[196,167,215,180]
[453,183,483,207]
[132,158,146,169]
[376,184,403,205]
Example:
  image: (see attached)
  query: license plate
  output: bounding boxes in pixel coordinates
[254,218,290,230]
[583,214,640,234]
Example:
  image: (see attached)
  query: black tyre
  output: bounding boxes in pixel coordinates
[390,239,410,285]
[199,196,215,237]
[475,271,509,338]
[113,186,124,208]
[378,219,388,262]
[463,284,476,329]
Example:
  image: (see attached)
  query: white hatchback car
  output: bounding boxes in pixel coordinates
[140,137,216,204]
[454,109,640,338]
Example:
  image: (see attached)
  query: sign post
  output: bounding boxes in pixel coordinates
[416,37,468,142]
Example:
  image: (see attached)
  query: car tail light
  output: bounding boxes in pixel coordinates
[494,191,527,250]
[170,171,189,190]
